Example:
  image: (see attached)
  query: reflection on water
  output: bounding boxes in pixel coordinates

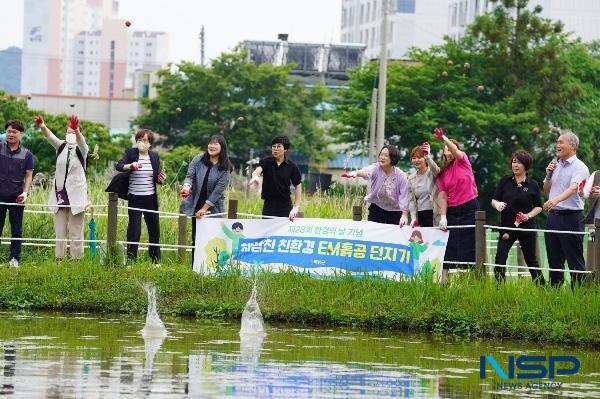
[0,312,597,398]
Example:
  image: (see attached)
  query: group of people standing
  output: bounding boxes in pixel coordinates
[1,116,597,288]
[345,128,595,286]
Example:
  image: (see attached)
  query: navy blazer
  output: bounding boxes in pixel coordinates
[106,148,162,205]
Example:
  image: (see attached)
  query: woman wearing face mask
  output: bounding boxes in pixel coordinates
[491,150,544,284]
[343,145,409,226]
[111,129,166,264]
[433,128,479,282]
[35,115,89,260]
[180,135,231,265]
[408,142,441,227]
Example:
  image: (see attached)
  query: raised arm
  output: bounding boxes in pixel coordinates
[433,128,464,160]
[34,115,62,149]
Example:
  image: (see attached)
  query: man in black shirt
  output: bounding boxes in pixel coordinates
[249,135,302,219]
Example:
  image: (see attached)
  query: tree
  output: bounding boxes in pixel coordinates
[332,0,599,215]
[134,50,332,165]
[0,92,127,175]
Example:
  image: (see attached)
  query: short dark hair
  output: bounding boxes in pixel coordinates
[271,135,290,150]
[4,120,24,132]
[135,128,155,145]
[232,222,244,230]
[380,145,401,166]
[511,149,533,171]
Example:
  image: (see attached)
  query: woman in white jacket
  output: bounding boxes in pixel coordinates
[35,115,89,260]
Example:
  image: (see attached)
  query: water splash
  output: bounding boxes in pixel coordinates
[239,282,265,336]
[141,284,167,339]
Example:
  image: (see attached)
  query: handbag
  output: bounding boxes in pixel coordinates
[55,146,71,205]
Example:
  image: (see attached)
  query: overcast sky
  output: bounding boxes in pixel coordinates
[0,0,342,63]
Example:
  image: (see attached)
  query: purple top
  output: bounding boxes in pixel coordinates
[549,155,589,210]
[363,163,409,212]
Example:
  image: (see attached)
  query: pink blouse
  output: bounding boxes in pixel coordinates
[437,153,478,207]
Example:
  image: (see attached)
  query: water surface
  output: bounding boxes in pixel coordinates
[0,312,597,398]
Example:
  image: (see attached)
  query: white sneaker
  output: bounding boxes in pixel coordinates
[152,263,161,268]
[9,259,19,268]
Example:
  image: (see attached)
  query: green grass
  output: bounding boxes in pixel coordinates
[0,259,597,346]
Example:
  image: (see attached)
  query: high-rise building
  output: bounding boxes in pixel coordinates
[0,47,22,94]
[21,0,168,98]
[448,0,600,42]
[340,0,451,60]
[342,1,600,63]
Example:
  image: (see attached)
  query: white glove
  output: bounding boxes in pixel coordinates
[16,192,28,204]
[399,215,409,227]
[492,200,507,212]
[439,215,448,230]
[410,219,419,228]
[248,176,260,188]
[289,206,299,221]
[347,170,358,178]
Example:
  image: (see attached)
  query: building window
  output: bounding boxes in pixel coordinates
[360,4,364,24]
[373,1,377,21]
[371,27,376,47]
[366,2,370,22]
[396,0,415,14]
[450,3,458,27]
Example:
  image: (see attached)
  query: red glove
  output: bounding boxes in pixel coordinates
[420,141,430,157]
[69,115,79,130]
[433,128,446,142]
[34,115,44,126]
[578,179,586,193]
[515,212,525,226]
[341,171,358,178]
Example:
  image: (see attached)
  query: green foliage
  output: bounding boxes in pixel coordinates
[0,262,597,345]
[332,0,600,215]
[134,51,332,165]
[158,144,203,182]
[0,92,128,174]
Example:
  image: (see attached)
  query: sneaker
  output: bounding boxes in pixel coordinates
[152,263,161,268]
[9,259,19,268]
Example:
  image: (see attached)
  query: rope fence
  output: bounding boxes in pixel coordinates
[0,197,597,283]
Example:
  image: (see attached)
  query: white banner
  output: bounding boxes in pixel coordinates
[194,218,449,280]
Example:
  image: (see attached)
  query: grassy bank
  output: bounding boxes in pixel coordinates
[0,259,598,347]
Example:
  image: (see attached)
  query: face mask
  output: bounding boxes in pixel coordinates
[137,141,150,152]
[65,133,77,145]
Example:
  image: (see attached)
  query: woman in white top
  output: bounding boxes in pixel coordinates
[35,115,89,260]
[407,142,441,227]
[115,129,166,263]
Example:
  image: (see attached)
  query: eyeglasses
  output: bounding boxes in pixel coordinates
[6,129,21,135]
[271,144,284,149]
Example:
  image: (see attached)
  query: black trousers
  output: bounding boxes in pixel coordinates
[417,209,434,227]
[262,198,292,218]
[367,203,402,225]
[0,198,24,261]
[544,210,585,287]
[127,194,160,262]
[444,198,479,269]
[494,228,545,284]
